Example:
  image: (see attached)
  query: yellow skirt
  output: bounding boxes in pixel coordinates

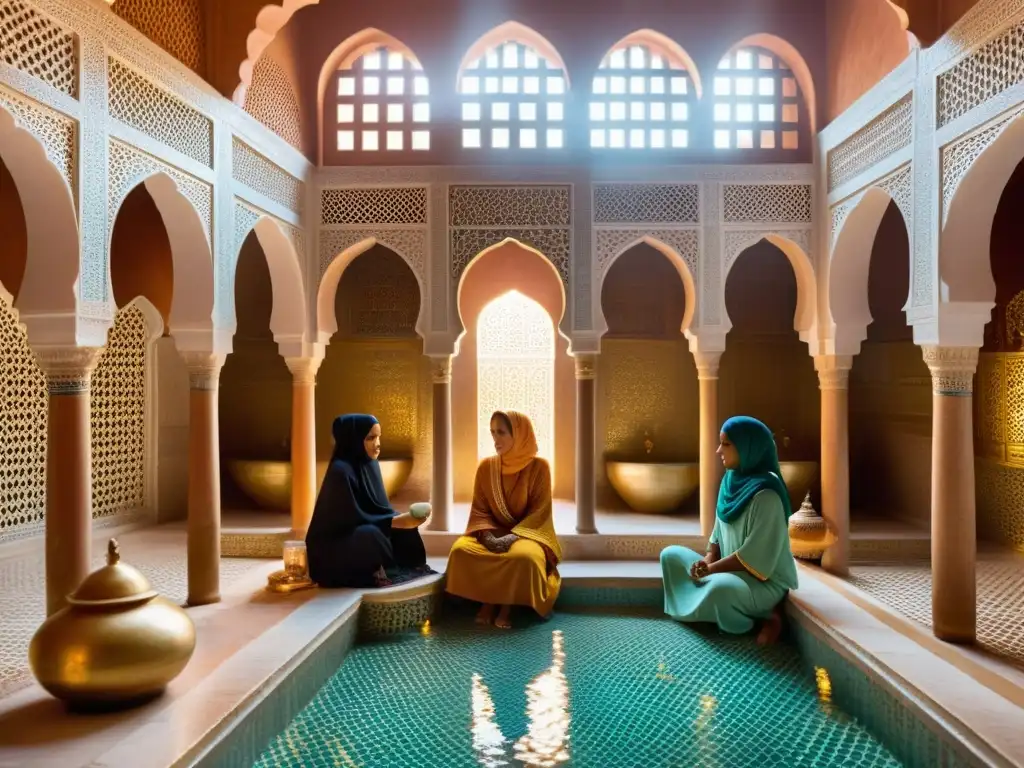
[445,535,561,616]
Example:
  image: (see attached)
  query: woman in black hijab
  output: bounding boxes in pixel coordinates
[306,414,430,588]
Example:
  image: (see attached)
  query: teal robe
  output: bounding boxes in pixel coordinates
[660,489,799,634]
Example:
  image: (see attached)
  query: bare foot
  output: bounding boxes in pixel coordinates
[373,566,392,588]
[476,604,496,625]
[756,608,783,646]
[495,605,512,630]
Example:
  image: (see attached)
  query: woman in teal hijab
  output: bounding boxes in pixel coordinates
[660,415,799,644]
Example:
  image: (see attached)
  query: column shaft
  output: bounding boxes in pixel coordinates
[429,356,453,532]
[37,348,102,616]
[286,357,322,538]
[816,356,852,577]
[923,345,979,644]
[695,353,722,538]
[574,354,598,534]
[183,353,225,607]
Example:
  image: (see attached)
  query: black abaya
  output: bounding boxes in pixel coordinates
[305,414,428,588]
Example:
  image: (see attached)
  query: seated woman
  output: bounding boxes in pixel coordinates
[445,410,562,629]
[305,413,431,588]
[660,415,799,645]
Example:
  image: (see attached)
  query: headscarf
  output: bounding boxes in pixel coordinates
[716,415,791,524]
[495,410,539,475]
[306,414,394,543]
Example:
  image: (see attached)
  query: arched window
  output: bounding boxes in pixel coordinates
[590,39,697,150]
[332,45,430,153]
[476,290,555,467]
[713,46,801,151]
[459,41,568,150]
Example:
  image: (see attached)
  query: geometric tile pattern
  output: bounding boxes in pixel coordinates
[0,527,267,700]
[791,617,975,768]
[255,612,900,768]
[850,556,1024,668]
[359,592,438,638]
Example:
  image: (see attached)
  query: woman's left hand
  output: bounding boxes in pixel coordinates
[392,511,426,529]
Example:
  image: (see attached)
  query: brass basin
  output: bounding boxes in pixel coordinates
[227,458,413,512]
[779,461,819,511]
[606,461,700,514]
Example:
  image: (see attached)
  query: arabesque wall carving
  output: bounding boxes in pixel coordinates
[0,294,47,543]
[111,0,205,76]
[827,95,914,192]
[232,138,304,216]
[243,55,303,151]
[0,0,78,98]
[90,303,149,521]
[592,184,699,225]
[0,84,76,197]
[937,17,1024,128]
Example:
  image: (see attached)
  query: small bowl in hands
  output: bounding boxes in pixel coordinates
[409,502,432,520]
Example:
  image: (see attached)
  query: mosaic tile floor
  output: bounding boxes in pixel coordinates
[0,526,267,699]
[255,611,901,768]
[850,555,1024,668]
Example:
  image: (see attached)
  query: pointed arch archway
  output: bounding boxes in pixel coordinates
[108,172,214,341]
[0,104,80,342]
[317,236,426,343]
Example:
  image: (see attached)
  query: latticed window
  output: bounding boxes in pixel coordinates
[459,41,568,150]
[713,47,801,151]
[476,291,555,467]
[589,43,695,150]
[333,46,430,152]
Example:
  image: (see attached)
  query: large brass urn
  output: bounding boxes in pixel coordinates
[29,539,197,711]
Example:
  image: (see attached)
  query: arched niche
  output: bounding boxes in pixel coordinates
[843,200,932,530]
[219,230,294,502]
[596,242,700,511]
[721,240,820,472]
[228,214,307,347]
[453,240,574,507]
[316,244,430,502]
[108,173,214,337]
[317,236,426,344]
[975,154,1024,551]
[0,105,79,340]
[940,113,1024,309]
[0,157,27,302]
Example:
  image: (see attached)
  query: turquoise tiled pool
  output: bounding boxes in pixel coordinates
[253,608,903,768]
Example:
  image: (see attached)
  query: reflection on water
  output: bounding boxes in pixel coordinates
[694,693,719,766]
[471,673,510,767]
[815,666,833,716]
[514,630,571,767]
[470,630,571,768]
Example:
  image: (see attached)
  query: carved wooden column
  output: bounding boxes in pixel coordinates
[36,347,103,616]
[429,355,453,531]
[815,355,853,577]
[182,352,225,607]
[574,353,598,534]
[694,352,722,538]
[285,357,322,537]
[923,345,979,643]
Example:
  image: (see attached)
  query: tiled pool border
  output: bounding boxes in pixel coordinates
[192,581,996,768]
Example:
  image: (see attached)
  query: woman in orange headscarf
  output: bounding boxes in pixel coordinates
[445,410,562,629]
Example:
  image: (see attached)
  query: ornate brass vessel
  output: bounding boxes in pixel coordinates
[605,461,700,514]
[787,491,837,560]
[779,461,819,511]
[29,539,196,711]
[228,457,414,511]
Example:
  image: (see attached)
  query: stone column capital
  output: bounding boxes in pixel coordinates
[181,352,226,391]
[814,354,854,391]
[693,351,723,380]
[573,353,597,381]
[921,345,979,396]
[429,354,453,384]
[285,356,323,385]
[34,346,104,395]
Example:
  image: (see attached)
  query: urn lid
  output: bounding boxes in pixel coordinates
[67,539,159,606]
